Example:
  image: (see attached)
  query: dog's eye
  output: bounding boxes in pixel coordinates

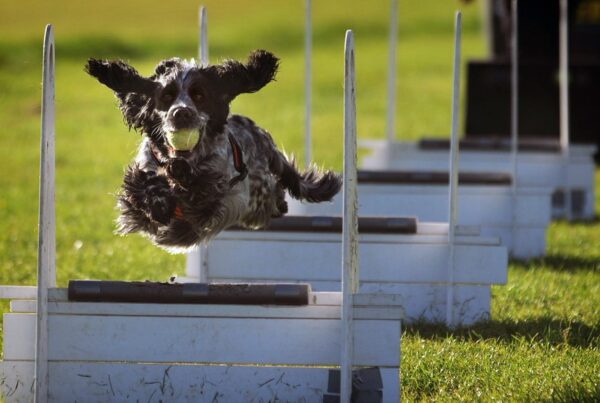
[190,91,204,103]
[161,93,175,104]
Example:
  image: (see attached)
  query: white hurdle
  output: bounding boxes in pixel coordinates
[296,5,551,258]
[361,2,596,222]
[1,26,402,403]
[187,17,507,325]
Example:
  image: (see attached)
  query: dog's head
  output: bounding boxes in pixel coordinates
[85,50,279,148]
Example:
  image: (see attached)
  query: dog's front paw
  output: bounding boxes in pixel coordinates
[144,177,176,225]
[166,158,194,188]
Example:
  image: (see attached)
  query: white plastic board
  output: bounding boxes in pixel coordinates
[361,141,596,219]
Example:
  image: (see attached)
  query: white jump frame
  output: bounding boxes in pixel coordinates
[358,0,593,223]
[0,24,380,403]
[190,8,496,326]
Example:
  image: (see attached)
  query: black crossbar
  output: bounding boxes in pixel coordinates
[232,216,418,234]
[68,281,311,305]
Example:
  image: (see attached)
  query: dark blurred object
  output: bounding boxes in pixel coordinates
[465,0,600,162]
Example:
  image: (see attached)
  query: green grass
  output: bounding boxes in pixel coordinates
[0,0,599,401]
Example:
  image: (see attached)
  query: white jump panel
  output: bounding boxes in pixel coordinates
[187,230,507,324]
[1,361,399,403]
[361,141,596,220]
[287,183,552,259]
[205,232,506,285]
[2,292,402,402]
[4,313,398,367]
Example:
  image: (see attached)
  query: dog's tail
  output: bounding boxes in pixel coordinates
[276,154,342,203]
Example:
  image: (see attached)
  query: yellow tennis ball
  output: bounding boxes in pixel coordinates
[166,129,200,151]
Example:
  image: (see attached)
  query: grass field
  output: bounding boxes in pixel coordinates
[1,0,599,401]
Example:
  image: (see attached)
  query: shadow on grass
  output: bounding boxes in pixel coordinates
[552,215,600,226]
[511,253,600,273]
[404,316,600,348]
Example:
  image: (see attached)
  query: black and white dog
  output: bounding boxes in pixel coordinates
[86,50,341,252]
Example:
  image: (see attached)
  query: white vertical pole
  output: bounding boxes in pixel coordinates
[185,6,209,282]
[446,12,461,329]
[510,0,519,253]
[341,29,358,403]
[304,0,312,167]
[385,0,399,143]
[199,6,208,66]
[559,0,572,220]
[35,24,56,403]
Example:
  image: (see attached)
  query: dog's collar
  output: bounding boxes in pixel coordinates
[227,132,248,187]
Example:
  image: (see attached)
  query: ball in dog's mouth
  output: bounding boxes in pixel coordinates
[166,129,200,151]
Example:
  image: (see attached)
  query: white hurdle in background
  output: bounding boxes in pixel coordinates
[359,1,596,222]
[186,9,507,324]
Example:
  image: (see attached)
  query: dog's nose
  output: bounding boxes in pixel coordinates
[172,107,193,123]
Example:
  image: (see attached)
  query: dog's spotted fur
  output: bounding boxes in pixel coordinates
[86,50,341,252]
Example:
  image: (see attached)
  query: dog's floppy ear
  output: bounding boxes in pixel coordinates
[151,58,183,78]
[85,58,157,96]
[86,59,160,134]
[213,50,279,100]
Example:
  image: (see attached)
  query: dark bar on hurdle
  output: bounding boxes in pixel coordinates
[69,281,311,305]
[233,215,418,234]
[357,170,512,186]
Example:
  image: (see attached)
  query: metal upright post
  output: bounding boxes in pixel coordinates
[559,0,572,220]
[186,6,210,282]
[35,24,56,403]
[341,29,359,403]
[385,0,399,143]
[510,0,519,253]
[198,6,208,65]
[304,0,312,167]
[446,12,461,329]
